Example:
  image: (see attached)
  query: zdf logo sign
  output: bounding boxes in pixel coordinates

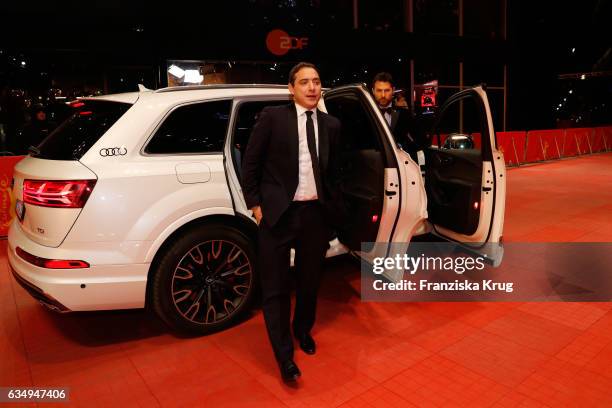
[266,29,309,56]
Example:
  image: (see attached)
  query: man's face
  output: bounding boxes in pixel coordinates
[289,67,321,110]
[373,81,394,107]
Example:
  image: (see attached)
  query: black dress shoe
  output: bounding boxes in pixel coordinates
[296,333,316,355]
[280,359,301,382]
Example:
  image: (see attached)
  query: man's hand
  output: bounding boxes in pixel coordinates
[251,206,263,225]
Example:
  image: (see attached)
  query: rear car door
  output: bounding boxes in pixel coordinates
[424,85,506,262]
[224,96,291,219]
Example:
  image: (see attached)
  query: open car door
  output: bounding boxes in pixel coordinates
[322,86,399,252]
[322,85,428,281]
[424,85,506,263]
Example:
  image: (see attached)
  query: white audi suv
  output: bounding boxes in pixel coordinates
[8,84,506,333]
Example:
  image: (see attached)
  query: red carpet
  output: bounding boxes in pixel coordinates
[2,153,611,407]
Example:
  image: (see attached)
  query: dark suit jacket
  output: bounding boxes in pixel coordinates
[389,109,400,132]
[387,107,428,153]
[241,103,345,228]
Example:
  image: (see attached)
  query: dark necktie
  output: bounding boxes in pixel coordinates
[305,111,323,199]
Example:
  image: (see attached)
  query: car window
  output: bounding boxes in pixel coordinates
[32,100,132,160]
[231,100,288,180]
[233,100,288,150]
[324,93,382,152]
[434,94,484,156]
[145,100,232,154]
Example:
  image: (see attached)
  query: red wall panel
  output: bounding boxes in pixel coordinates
[565,128,591,155]
[529,129,563,160]
[0,156,25,236]
[603,127,612,152]
[590,128,604,153]
[497,131,526,166]
[525,131,545,162]
[561,129,578,157]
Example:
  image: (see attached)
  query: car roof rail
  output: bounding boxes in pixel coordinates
[155,84,290,93]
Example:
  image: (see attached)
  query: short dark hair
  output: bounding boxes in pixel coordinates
[288,62,319,85]
[372,72,394,88]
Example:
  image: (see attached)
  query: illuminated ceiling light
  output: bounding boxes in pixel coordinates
[168,64,185,79]
[20,61,26,67]
[580,74,586,80]
[184,69,203,84]
[569,89,573,94]
[571,47,576,53]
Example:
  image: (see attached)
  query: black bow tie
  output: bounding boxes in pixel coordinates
[380,107,393,115]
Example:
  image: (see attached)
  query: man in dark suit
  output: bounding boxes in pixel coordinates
[372,72,423,154]
[241,62,344,382]
[372,72,401,130]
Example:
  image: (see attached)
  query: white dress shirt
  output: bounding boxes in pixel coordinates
[293,103,319,201]
[381,103,393,126]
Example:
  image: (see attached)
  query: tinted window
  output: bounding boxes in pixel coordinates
[434,94,485,156]
[146,100,232,154]
[325,93,381,151]
[233,100,288,151]
[33,100,132,160]
[232,100,288,180]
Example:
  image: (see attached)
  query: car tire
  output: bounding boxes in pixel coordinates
[151,224,257,334]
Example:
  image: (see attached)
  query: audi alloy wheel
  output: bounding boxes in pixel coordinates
[151,223,257,334]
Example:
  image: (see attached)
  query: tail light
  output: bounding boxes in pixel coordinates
[16,247,90,269]
[23,179,96,208]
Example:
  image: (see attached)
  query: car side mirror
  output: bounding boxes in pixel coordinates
[442,133,474,150]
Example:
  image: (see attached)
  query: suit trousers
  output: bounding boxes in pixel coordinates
[258,200,329,363]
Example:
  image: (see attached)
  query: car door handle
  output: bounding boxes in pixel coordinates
[385,190,397,196]
[441,157,453,165]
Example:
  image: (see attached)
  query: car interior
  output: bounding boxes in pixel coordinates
[231,94,386,250]
[231,90,490,244]
[424,93,487,236]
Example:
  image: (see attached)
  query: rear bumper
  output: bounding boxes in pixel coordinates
[8,221,149,311]
[10,264,70,312]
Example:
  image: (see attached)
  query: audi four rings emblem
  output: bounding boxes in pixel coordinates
[99,147,127,157]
